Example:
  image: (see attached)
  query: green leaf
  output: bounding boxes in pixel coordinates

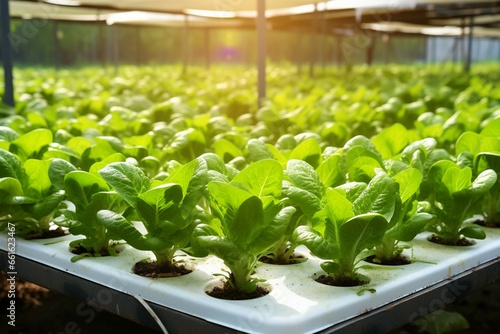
[266,143,289,166]
[401,138,437,164]
[343,135,384,167]
[24,159,52,198]
[478,153,500,172]
[347,156,381,182]
[168,128,206,160]
[463,169,497,196]
[0,149,29,189]
[0,178,23,200]
[164,158,207,216]
[48,158,77,191]
[251,206,296,254]
[316,154,344,188]
[10,129,52,161]
[392,168,422,203]
[286,159,323,199]
[335,181,367,203]
[443,167,472,194]
[276,134,297,151]
[339,213,388,265]
[284,185,322,219]
[247,138,275,162]
[455,132,482,156]
[289,138,322,168]
[214,138,243,162]
[229,196,263,248]
[459,225,486,240]
[293,225,337,260]
[208,181,253,228]
[384,159,410,177]
[97,210,163,251]
[64,171,110,211]
[136,184,184,234]
[27,190,66,220]
[323,188,354,229]
[80,191,124,228]
[67,136,93,157]
[87,136,124,162]
[353,172,398,222]
[89,153,127,176]
[99,162,151,207]
[194,234,240,262]
[320,261,340,275]
[231,159,283,198]
[386,212,433,242]
[372,123,409,159]
[480,118,500,137]
[0,126,18,142]
[199,153,226,174]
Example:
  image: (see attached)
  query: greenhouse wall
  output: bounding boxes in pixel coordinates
[1,18,431,68]
[426,36,500,63]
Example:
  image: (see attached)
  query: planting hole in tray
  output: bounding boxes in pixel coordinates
[24,227,68,240]
[311,271,370,287]
[259,250,308,265]
[203,279,273,300]
[363,254,412,266]
[427,235,476,247]
[132,258,194,278]
[473,218,500,228]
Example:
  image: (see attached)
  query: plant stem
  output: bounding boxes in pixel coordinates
[153,247,177,270]
[227,255,259,293]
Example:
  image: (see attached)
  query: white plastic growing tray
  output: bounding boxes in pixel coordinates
[2,225,500,334]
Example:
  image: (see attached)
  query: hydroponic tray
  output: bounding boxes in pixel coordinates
[2,226,500,334]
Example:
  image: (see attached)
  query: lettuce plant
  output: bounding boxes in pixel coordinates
[373,168,433,263]
[340,135,434,262]
[426,160,497,244]
[97,158,207,272]
[279,157,344,263]
[340,135,385,183]
[191,160,296,293]
[234,159,305,264]
[456,126,500,227]
[192,183,296,293]
[293,188,388,284]
[53,169,127,261]
[0,149,75,238]
[477,153,500,226]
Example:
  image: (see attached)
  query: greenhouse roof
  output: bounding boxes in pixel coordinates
[7,0,500,35]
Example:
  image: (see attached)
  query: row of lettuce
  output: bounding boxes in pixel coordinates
[1,122,499,293]
[1,65,500,294]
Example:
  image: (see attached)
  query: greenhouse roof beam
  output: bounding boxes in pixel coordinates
[8,1,500,34]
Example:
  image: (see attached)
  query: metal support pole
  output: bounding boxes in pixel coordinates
[257,0,266,109]
[1,0,15,107]
[465,16,474,72]
[366,37,375,66]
